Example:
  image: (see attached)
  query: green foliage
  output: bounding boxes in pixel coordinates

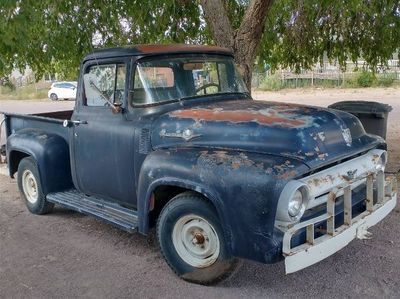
[2,80,16,92]
[259,0,400,72]
[0,0,399,79]
[377,73,397,87]
[259,73,283,90]
[0,0,204,79]
[356,71,376,87]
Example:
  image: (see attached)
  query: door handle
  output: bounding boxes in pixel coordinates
[71,120,88,125]
[63,120,88,127]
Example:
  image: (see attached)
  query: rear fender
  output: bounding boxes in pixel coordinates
[7,129,72,194]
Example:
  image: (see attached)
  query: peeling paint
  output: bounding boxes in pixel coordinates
[310,131,326,142]
[170,108,312,128]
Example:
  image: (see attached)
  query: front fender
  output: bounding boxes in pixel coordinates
[138,148,309,262]
[7,128,72,194]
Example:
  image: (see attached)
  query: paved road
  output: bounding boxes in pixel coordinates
[1,91,400,298]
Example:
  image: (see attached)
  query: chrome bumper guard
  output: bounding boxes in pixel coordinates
[283,172,397,274]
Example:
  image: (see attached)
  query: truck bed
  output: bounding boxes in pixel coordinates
[2,110,73,143]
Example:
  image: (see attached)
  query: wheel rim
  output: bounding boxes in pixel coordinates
[22,170,39,204]
[172,214,220,268]
[51,94,57,100]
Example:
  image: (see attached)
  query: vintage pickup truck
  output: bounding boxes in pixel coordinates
[1,45,397,285]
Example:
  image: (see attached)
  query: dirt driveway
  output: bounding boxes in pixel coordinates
[1,89,400,298]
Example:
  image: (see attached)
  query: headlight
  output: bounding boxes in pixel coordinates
[288,190,303,217]
[276,181,310,223]
[375,152,387,172]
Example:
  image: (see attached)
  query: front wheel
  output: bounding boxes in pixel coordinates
[17,157,54,215]
[157,192,240,285]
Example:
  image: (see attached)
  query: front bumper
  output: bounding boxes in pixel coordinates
[282,162,397,274]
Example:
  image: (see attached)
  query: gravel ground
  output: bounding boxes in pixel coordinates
[1,89,400,298]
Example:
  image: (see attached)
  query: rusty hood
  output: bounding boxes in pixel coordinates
[151,100,384,169]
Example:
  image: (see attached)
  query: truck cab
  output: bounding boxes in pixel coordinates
[2,45,397,285]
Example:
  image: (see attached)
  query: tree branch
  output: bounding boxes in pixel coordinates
[235,0,274,57]
[199,0,234,49]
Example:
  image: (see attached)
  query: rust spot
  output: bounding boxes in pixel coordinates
[278,170,298,180]
[308,174,335,187]
[199,151,259,171]
[318,153,328,160]
[170,108,309,128]
[149,193,155,211]
[328,191,337,202]
[372,154,380,163]
[135,44,231,55]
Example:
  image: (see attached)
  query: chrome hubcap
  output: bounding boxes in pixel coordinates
[22,170,39,204]
[172,214,220,268]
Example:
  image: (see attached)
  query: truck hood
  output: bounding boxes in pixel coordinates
[151,100,384,169]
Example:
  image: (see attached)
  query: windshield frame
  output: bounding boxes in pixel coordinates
[129,54,248,108]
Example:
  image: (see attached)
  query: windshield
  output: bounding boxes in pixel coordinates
[131,56,248,105]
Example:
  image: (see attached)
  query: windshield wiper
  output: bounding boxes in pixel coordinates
[177,91,250,103]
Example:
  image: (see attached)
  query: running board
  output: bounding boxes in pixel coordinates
[46,189,138,233]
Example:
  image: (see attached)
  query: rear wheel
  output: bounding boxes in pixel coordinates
[17,157,54,215]
[157,192,240,285]
[50,93,58,101]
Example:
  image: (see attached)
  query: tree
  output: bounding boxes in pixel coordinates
[200,0,273,89]
[0,1,399,90]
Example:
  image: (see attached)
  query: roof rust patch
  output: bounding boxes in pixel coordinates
[135,44,232,55]
[170,108,309,128]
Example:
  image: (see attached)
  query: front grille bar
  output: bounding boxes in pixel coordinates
[283,173,397,255]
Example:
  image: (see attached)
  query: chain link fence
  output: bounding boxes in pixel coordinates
[253,60,400,90]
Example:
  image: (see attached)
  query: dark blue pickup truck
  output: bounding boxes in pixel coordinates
[2,45,397,284]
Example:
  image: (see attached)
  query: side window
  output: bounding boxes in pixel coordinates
[84,64,126,107]
[65,83,76,89]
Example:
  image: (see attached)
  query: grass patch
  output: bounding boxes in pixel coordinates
[0,84,49,100]
[259,74,283,91]
[258,71,399,91]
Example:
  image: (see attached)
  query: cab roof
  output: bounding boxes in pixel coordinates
[83,44,233,62]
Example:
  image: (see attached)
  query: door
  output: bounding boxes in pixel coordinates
[72,61,137,207]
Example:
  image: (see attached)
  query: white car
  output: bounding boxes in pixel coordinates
[48,81,77,101]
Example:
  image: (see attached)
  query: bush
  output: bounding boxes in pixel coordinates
[259,74,283,91]
[356,71,376,87]
[377,73,396,87]
[0,81,16,93]
[0,83,49,100]
[342,73,357,88]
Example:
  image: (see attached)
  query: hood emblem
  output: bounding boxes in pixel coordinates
[159,129,202,142]
[344,169,358,181]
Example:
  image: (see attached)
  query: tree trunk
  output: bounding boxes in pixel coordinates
[200,0,274,92]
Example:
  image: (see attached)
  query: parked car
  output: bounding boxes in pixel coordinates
[1,45,397,285]
[48,81,77,101]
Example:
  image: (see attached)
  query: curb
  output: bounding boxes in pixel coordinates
[0,164,8,177]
